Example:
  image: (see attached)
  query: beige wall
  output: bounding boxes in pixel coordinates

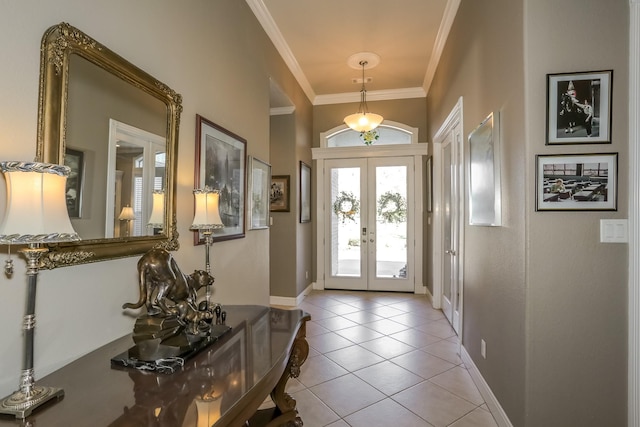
[524,0,628,425]
[428,0,527,423]
[428,0,629,425]
[0,0,310,397]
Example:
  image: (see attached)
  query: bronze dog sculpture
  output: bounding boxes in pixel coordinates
[122,248,213,320]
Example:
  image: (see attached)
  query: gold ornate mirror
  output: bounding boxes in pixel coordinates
[36,22,182,268]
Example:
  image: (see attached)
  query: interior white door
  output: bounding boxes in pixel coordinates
[441,131,461,333]
[324,157,414,292]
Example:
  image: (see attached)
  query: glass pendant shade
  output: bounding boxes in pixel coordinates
[344,112,384,132]
[343,59,383,133]
[191,189,224,230]
[0,161,79,244]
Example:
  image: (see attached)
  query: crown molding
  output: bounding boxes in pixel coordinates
[270,106,296,116]
[314,87,426,106]
[245,0,316,102]
[423,0,461,95]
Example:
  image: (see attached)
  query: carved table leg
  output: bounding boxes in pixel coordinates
[266,323,309,427]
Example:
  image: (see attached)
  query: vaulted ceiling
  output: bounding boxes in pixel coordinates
[246,0,460,107]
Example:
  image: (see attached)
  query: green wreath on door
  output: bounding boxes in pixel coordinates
[377,191,406,223]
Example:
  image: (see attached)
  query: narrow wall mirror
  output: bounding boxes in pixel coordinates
[36,22,182,268]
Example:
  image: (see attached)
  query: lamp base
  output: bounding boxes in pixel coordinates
[0,385,64,419]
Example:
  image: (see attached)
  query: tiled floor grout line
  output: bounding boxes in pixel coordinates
[286,290,498,427]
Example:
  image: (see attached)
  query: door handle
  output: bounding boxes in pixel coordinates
[445,249,456,255]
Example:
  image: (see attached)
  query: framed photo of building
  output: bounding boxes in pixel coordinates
[270,175,290,212]
[536,153,617,211]
[194,114,246,243]
[546,70,613,144]
[64,147,84,218]
[248,156,271,230]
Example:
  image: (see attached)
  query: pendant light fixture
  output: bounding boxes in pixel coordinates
[344,58,383,132]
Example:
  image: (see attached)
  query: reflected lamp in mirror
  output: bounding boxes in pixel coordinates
[147,190,164,232]
[0,161,80,418]
[190,188,224,310]
[118,206,135,237]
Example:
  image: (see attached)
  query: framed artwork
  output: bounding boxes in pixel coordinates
[194,114,246,244]
[64,147,84,218]
[468,112,502,226]
[536,153,617,211]
[426,156,433,213]
[546,70,613,144]
[300,161,311,223]
[270,175,290,212]
[247,156,271,230]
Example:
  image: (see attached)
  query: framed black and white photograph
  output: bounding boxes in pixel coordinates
[64,147,84,218]
[195,114,246,243]
[546,70,612,144]
[248,156,271,230]
[536,153,617,211]
[300,161,311,223]
[270,175,290,212]
[469,112,501,226]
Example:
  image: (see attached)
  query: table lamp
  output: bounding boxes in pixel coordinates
[118,205,135,237]
[147,190,164,233]
[189,188,224,310]
[0,161,80,418]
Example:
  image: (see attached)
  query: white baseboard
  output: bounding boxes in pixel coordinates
[460,345,513,427]
[270,284,314,307]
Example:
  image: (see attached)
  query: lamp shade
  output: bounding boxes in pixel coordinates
[191,189,224,230]
[0,161,80,244]
[344,112,384,133]
[147,190,164,227]
[118,206,135,221]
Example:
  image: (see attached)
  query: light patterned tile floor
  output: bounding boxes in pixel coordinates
[281,290,499,427]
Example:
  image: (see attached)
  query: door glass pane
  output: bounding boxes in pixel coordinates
[375,166,407,279]
[330,167,361,277]
[443,144,452,300]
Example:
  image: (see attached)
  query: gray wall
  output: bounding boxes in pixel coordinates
[428,0,629,425]
[0,0,310,397]
[524,0,628,425]
[427,0,527,423]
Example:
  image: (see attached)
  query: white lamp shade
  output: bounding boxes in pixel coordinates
[147,191,164,227]
[344,112,384,132]
[0,161,80,244]
[118,206,135,221]
[191,190,224,230]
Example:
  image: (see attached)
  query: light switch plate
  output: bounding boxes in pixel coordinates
[600,219,628,243]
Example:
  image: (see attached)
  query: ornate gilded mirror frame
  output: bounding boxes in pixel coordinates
[36,22,182,268]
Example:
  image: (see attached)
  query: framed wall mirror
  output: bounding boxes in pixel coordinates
[36,22,182,268]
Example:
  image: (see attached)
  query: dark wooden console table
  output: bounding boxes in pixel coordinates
[0,306,310,427]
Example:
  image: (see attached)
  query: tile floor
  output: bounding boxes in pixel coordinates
[281,290,499,427]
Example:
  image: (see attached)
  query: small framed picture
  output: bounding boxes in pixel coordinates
[64,147,84,218]
[248,156,271,230]
[546,70,613,144]
[300,161,311,223]
[270,175,290,212]
[536,153,617,211]
[194,114,246,244]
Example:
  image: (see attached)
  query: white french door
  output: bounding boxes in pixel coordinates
[323,157,414,292]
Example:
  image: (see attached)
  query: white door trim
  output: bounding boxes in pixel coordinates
[312,137,428,294]
[432,97,464,329]
[629,1,640,425]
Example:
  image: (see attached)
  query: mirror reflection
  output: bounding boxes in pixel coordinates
[66,55,167,239]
